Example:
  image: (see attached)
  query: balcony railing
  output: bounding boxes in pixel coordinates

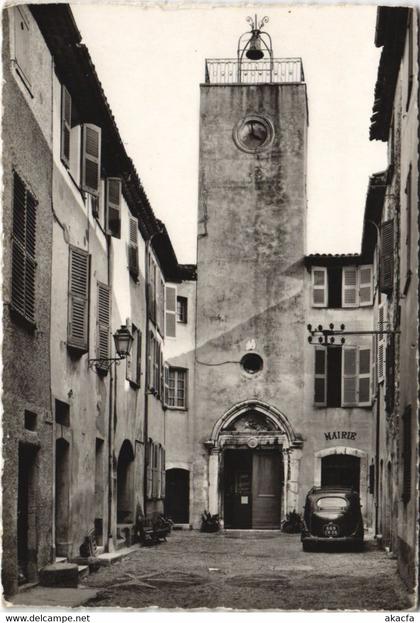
[205,58,304,84]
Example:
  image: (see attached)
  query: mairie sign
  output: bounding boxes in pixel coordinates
[324,431,357,441]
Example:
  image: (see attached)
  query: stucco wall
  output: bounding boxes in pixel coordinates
[193,83,308,526]
[2,8,54,595]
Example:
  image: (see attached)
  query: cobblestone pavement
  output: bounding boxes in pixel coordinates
[82,531,413,611]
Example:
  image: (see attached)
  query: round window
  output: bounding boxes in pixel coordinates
[233,115,274,153]
[241,353,264,375]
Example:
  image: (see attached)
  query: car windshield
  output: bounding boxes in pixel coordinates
[316,496,348,511]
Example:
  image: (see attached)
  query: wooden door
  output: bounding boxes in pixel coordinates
[223,450,252,528]
[252,451,281,529]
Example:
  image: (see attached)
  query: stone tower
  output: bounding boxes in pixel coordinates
[193,17,308,529]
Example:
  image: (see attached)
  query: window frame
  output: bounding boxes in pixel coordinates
[176,296,188,324]
[67,245,90,354]
[165,367,188,410]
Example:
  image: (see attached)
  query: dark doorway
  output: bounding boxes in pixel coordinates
[17,444,38,584]
[117,440,135,523]
[321,454,360,491]
[95,439,105,545]
[55,438,70,557]
[224,450,282,529]
[164,469,189,524]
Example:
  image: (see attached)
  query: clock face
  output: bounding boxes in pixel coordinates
[237,120,268,149]
[233,115,274,153]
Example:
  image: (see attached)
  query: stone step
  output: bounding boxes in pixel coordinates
[39,563,79,589]
[55,557,67,564]
[78,565,89,580]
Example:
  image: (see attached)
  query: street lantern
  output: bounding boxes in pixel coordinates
[88,324,133,371]
[113,325,133,358]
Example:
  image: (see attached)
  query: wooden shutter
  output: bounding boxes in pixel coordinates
[160,350,164,401]
[358,347,371,406]
[146,439,153,499]
[314,347,327,406]
[342,346,357,406]
[385,338,395,413]
[165,285,177,337]
[97,282,110,369]
[106,178,121,238]
[342,267,358,308]
[14,7,31,89]
[159,278,165,334]
[152,444,158,499]
[154,339,160,396]
[128,216,139,278]
[61,85,71,167]
[377,303,385,384]
[164,364,169,406]
[81,124,101,196]
[160,447,166,499]
[126,325,140,385]
[11,172,36,323]
[312,267,328,307]
[68,247,89,351]
[136,330,142,386]
[380,220,394,293]
[147,332,154,390]
[359,265,373,306]
[368,464,375,495]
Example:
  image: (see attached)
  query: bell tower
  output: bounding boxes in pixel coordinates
[193,17,308,528]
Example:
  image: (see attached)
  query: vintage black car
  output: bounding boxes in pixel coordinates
[301,486,364,551]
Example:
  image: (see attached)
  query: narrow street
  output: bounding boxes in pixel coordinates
[82,530,413,610]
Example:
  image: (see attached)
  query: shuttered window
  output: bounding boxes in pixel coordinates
[128,216,139,278]
[96,282,110,371]
[152,443,159,499]
[154,339,161,397]
[342,346,372,407]
[314,347,327,407]
[126,325,141,387]
[342,346,357,406]
[342,267,358,308]
[147,252,157,322]
[377,303,386,384]
[81,124,101,196]
[177,296,188,323]
[68,246,90,352]
[358,348,371,406]
[61,85,72,167]
[146,439,153,500]
[11,172,37,325]
[380,220,394,294]
[165,285,177,338]
[106,178,121,238]
[311,267,328,307]
[402,405,412,503]
[158,277,165,336]
[359,265,373,306]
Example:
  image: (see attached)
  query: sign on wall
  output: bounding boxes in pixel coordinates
[324,431,357,441]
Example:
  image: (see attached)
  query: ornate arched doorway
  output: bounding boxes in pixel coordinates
[205,400,303,529]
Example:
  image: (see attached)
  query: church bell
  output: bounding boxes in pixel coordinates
[246,33,264,60]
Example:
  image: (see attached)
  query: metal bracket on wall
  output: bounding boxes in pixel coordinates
[307,323,400,346]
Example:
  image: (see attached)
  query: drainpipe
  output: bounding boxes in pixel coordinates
[106,235,114,552]
[375,394,380,537]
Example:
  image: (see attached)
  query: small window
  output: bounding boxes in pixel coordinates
[241,353,263,375]
[165,368,187,409]
[176,296,188,323]
[11,172,37,325]
[316,497,348,511]
[55,400,70,427]
[24,410,37,431]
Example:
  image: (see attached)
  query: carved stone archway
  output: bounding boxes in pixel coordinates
[205,400,303,524]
